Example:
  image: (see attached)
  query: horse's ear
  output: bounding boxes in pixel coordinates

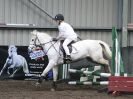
[31,30,38,35]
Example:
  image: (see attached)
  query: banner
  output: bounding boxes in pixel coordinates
[0,46,52,80]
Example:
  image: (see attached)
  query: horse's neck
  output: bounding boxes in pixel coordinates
[10,52,17,58]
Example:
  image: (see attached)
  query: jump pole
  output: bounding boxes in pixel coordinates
[69,69,111,77]
[68,81,109,85]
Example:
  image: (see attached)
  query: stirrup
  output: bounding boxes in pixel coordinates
[65,55,72,61]
[65,58,72,61]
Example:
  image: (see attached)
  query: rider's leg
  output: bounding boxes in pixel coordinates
[63,39,72,60]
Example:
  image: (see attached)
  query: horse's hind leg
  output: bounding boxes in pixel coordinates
[89,57,111,73]
[97,58,111,73]
[10,67,21,77]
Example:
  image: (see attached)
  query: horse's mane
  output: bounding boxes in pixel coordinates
[31,30,51,39]
[8,45,17,52]
[40,32,51,38]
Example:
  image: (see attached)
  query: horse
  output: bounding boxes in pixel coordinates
[28,30,112,90]
[0,45,29,78]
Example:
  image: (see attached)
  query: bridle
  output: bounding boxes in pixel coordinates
[29,34,60,56]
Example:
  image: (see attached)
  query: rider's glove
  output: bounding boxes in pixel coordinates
[52,38,58,41]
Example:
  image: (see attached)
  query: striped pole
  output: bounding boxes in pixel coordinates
[112,27,125,76]
[68,81,109,85]
[62,64,70,79]
[69,69,111,77]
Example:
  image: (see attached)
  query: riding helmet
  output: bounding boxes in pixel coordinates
[54,14,64,21]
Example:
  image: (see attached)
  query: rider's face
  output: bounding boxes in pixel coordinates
[55,20,60,25]
[55,20,63,25]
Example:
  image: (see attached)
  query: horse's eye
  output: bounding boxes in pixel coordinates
[32,39,34,41]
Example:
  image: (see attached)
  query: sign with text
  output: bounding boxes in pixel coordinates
[0,46,51,80]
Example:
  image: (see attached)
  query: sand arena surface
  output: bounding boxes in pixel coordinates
[0,80,132,99]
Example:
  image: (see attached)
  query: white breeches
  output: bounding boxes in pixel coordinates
[63,38,73,55]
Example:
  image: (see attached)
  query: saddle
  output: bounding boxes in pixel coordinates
[60,40,75,62]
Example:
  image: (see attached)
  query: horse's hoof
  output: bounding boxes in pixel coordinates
[9,75,13,78]
[38,76,44,83]
[50,88,56,91]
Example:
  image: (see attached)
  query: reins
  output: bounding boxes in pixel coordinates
[32,35,61,56]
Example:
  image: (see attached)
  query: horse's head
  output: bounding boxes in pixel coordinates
[28,30,52,53]
[8,45,17,57]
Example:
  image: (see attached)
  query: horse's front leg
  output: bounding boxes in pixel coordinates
[51,66,58,91]
[37,60,57,84]
[7,64,14,75]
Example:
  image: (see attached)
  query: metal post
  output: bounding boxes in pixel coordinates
[122,0,128,47]
[122,0,129,74]
[29,0,54,20]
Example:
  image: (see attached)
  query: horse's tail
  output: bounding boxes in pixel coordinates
[98,40,112,60]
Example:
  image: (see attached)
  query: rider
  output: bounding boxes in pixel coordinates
[53,14,78,61]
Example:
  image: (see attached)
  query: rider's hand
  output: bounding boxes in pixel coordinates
[52,38,58,41]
